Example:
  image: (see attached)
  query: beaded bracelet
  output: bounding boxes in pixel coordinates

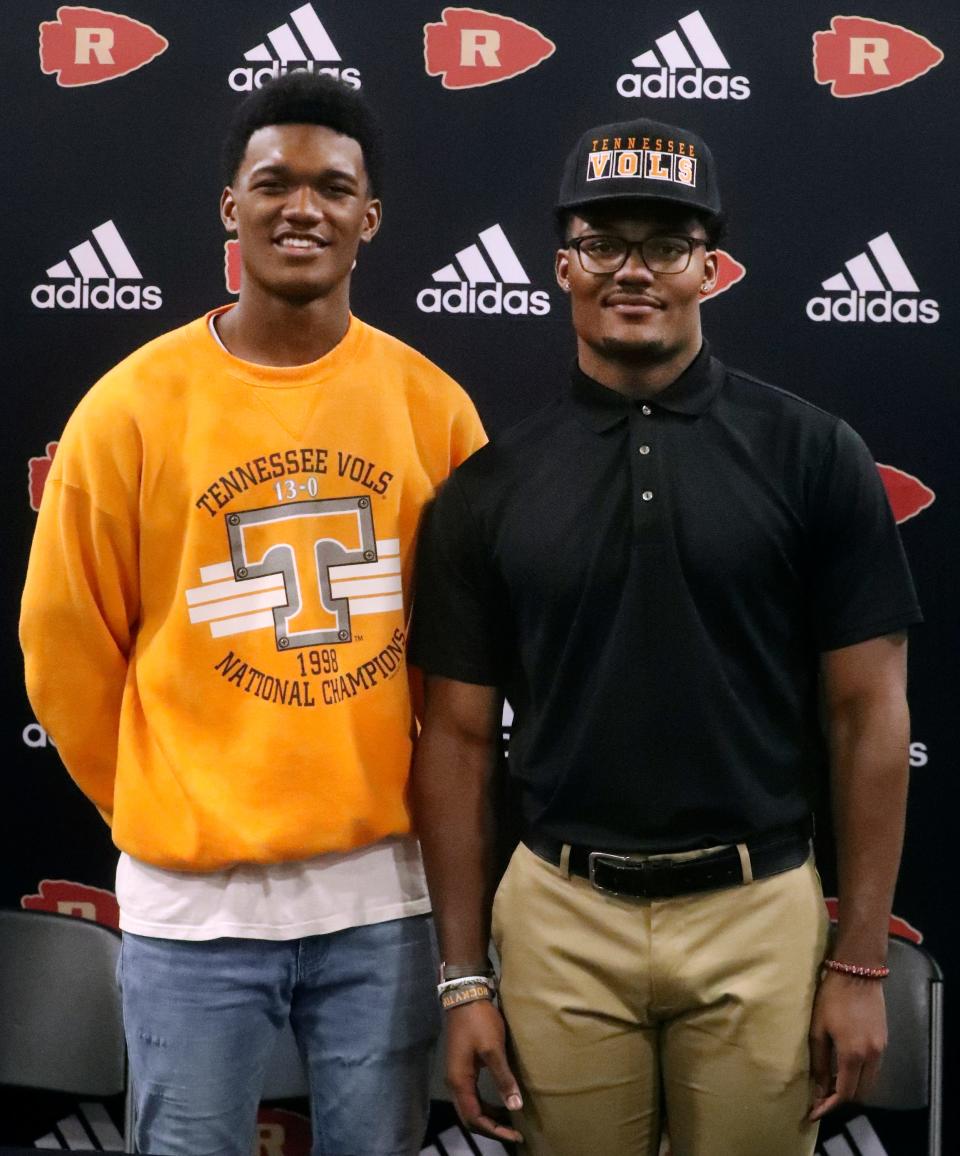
[823,958,890,980]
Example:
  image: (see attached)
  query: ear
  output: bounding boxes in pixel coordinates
[220,187,238,233]
[359,199,383,245]
[555,248,571,292]
[699,249,719,295]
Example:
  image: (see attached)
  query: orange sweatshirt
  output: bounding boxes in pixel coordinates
[21,307,485,871]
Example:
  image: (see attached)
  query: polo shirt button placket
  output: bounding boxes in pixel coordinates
[632,404,658,528]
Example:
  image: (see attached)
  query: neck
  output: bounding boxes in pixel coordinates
[577,332,702,399]
[217,281,352,367]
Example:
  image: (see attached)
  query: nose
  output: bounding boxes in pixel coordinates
[614,243,655,284]
[283,184,323,222]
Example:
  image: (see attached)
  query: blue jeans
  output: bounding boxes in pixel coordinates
[119,915,440,1156]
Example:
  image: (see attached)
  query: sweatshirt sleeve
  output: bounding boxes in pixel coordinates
[20,402,141,823]
[450,389,488,468]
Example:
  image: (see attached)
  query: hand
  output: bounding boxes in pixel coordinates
[808,970,887,1121]
[445,999,524,1143]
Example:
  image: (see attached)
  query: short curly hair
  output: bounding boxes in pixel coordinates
[556,202,727,249]
[222,72,383,196]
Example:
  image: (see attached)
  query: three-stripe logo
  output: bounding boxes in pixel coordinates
[417,224,550,315]
[813,1115,890,1156]
[229,3,360,91]
[618,9,750,100]
[31,219,161,311]
[806,232,938,324]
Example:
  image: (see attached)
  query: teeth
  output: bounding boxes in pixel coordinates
[280,237,317,249]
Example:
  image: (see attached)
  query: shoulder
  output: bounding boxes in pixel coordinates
[353,318,476,412]
[720,363,840,431]
[447,398,566,493]
[714,360,848,473]
[71,314,210,421]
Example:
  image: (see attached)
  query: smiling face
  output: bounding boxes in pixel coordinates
[220,122,381,307]
[556,205,717,382]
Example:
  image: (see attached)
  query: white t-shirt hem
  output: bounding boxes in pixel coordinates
[116,836,432,942]
[119,895,432,941]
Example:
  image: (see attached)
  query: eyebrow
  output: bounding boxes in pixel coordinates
[247,162,360,184]
[575,228,702,239]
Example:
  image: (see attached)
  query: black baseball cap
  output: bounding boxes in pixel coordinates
[556,117,721,219]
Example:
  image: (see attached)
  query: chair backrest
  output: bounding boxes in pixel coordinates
[261,1020,309,1100]
[860,936,944,1111]
[0,908,125,1097]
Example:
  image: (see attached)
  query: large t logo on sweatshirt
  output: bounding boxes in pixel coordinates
[187,498,403,649]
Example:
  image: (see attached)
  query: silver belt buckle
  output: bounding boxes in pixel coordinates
[588,850,636,894]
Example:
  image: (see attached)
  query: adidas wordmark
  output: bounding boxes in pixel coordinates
[618,9,750,100]
[229,3,360,91]
[31,220,161,311]
[417,224,550,316]
[806,232,938,324]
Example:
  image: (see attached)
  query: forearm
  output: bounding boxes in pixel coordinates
[410,683,500,965]
[827,688,909,964]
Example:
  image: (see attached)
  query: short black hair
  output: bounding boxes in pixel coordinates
[222,72,383,196]
[556,202,727,249]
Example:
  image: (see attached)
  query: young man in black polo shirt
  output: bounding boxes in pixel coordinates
[409,118,921,1155]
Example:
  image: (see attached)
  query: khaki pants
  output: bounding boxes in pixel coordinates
[491,841,830,1156]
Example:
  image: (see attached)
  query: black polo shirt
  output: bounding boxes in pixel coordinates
[410,344,922,851]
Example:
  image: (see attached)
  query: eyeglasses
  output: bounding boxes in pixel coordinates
[568,234,708,275]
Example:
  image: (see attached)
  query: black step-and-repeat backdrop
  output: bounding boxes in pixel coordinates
[2,3,957,1153]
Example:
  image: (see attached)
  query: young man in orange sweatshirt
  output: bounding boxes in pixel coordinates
[21,73,485,1156]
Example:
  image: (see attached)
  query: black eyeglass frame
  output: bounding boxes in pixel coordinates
[567,234,709,275]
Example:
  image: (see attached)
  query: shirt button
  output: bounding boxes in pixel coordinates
[641,405,653,416]
[638,444,651,455]
[642,490,654,501]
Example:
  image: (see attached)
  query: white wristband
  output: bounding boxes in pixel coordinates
[437,974,498,997]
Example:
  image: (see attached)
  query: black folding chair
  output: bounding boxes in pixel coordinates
[860,936,944,1156]
[0,908,132,1151]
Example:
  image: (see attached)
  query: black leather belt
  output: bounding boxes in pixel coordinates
[524,820,812,900]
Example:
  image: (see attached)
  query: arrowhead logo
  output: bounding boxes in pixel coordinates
[701,250,745,300]
[876,463,935,524]
[28,442,59,511]
[225,239,242,294]
[39,6,168,87]
[824,897,923,943]
[22,879,120,929]
[256,1108,311,1156]
[424,7,555,89]
[813,16,943,98]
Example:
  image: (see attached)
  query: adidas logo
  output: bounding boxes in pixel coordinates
[416,224,550,316]
[229,2,360,91]
[806,232,938,324]
[31,220,162,311]
[617,9,750,100]
[814,1114,889,1156]
[33,1101,125,1150]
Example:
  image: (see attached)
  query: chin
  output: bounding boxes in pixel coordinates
[274,277,337,305]
[599,335,672,362]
